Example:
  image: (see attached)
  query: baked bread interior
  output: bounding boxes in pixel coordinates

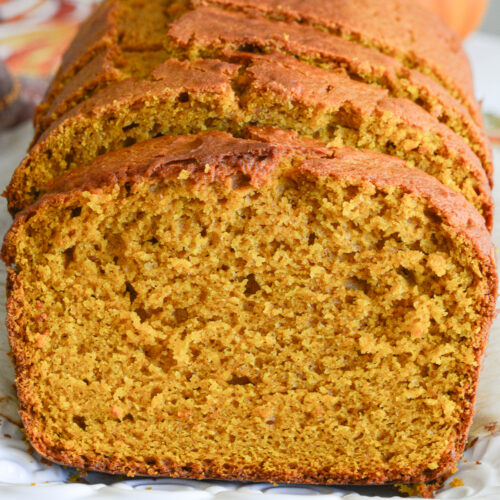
[3,131,496,485]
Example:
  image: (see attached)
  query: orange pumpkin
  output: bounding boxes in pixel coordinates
[416,0,489,38]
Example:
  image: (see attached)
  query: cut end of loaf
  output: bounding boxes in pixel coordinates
[3,133,496,485]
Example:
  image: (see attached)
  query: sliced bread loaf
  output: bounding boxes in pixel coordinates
[34,0,491,180]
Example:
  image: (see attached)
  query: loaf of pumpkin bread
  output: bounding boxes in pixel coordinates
[2,0,497,494]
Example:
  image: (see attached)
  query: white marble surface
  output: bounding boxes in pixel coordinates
[0,32,499,500]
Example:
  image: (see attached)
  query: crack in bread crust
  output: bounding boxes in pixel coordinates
[167,6,492,179]
[194,0,479,122]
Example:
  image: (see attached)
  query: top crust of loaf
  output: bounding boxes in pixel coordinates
[6,129,495,272]
[194,0,477,114]
[167,5,490,171]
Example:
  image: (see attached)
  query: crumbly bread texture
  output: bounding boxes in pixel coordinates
[6,53,492,228]
[3,131,497,486]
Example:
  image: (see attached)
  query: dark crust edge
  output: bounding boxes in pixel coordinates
[2,131,497,487]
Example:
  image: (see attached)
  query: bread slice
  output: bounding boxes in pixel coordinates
[34,48,169,138]
[34,0,491,180]
[35,0,189,130]
[3,131,496,486]
[39,0,480,125]
[35,0,120,126]
[6,54,492,229]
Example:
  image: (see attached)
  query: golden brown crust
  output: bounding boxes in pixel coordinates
[169,5,492,177]
[195,0,479,121]
[7,53,492,229]
[3,130,497,487]
[241,51,485,189]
